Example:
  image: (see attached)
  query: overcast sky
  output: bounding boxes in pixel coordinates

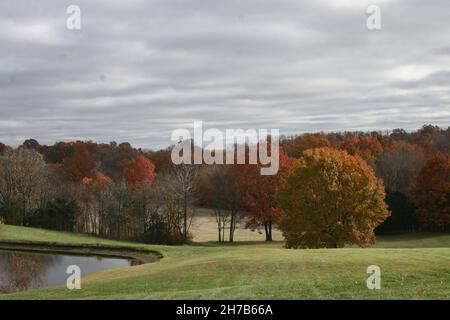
[1,0,449,149]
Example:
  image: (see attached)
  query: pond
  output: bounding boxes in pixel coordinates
[0,249,141,293]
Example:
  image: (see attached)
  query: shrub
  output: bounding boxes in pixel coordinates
[26,197,78,232]
[139,220,191,245]
[139,221,174,244]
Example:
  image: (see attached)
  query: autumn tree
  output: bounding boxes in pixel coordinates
[278,148,389,248]
[80,172,113,235]
[290,133,330,158]
[411,154,450,231]
[123,156,157,238]
[61,147,97,182]
[240,147,295,241]
[123,156,156,192]
[339,134,383,165]
[99,143,139,179]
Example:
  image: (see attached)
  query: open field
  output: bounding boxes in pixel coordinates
[0,216,449,299]
[190,208,284,242]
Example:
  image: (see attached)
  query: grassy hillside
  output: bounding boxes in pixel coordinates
[0,224,449,300]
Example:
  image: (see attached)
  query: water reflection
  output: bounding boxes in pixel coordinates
[0,250,138,293]
[0,251,60,293]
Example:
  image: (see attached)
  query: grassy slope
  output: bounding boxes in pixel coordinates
[1,224,449,300]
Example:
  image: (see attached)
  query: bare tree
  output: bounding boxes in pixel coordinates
[201,165,228,242]
[163,164,199,242]
[375,141,426,193]
[0,148,48,225]
[224,165,245,242]
[199,164,245,242]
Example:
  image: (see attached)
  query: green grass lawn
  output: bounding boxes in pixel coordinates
[0,223,449,300]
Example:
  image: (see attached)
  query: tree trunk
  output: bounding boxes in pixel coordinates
[221,223,226,243]
[183,192,188,241]
[229,210,236,242]
[217,212,222,242]
[264,221,273,241]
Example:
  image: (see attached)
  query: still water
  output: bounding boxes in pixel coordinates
[0,249,139,293]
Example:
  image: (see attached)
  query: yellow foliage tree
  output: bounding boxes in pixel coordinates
[278,147,389,248]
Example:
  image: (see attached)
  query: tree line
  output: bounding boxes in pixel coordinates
[0,124,449,246]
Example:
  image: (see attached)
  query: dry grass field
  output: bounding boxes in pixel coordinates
[190,208,284,242]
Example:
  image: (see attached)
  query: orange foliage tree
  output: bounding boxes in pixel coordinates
[290,133,330,158]
[80,172,113,234]
[411,154,450,230]
[123,156,156,192]
[277,147,389,248]
[81,172,113,192]
[62,151,96,182]
[340,135,383,165]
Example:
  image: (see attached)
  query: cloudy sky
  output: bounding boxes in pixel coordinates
[1,0,450,149]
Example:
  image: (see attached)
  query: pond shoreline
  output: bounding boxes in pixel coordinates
[0,241,162,264]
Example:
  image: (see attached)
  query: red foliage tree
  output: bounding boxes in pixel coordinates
[62,153,97,182]
[239,147,295,241]
[55,142,98,182]
[123,156,156,192]
[411,154,450,230]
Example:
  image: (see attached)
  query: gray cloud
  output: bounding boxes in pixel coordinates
[0,0,449,149]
